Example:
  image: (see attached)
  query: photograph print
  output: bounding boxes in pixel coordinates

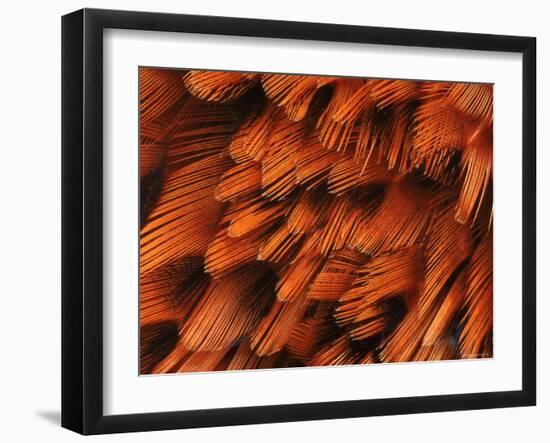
[138,68,493,375]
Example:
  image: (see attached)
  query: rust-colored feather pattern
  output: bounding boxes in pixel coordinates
[139,67,493,374]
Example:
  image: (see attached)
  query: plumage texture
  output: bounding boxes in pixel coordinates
[139,67,493,374]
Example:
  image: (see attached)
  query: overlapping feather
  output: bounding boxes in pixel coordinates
[139,69,493,373]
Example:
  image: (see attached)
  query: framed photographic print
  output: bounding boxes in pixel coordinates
[61,8,536,435]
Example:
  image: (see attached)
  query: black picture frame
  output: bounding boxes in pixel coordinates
[62,8,537,435]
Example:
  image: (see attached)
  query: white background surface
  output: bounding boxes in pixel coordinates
[0,0,547,441]
[104,29,522,415]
